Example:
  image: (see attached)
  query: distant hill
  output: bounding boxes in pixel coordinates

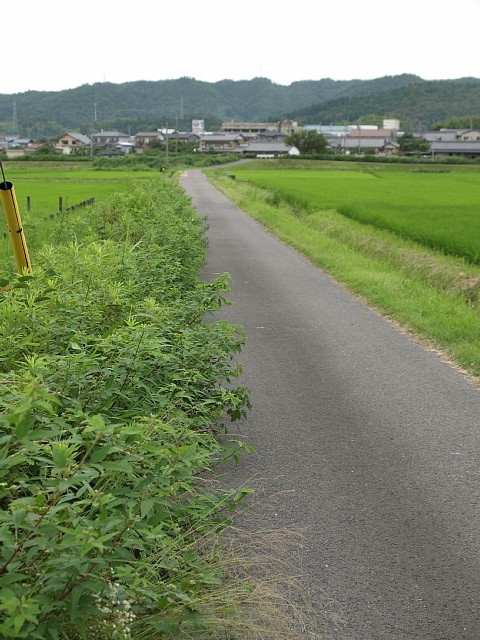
[291,78,480,130]
[0,75,479,137]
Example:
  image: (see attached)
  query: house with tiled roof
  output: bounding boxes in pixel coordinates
[419,129,480,158]
[430,140,480,159]
[198,133,245,152]
[55,132,91,154]
[236,141,300,158]
[91,130,131,148]
[134,131,161,151]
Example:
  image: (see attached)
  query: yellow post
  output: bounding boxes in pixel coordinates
[0,179,32,274]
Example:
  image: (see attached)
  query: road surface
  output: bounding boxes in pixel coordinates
[180,168,480,640]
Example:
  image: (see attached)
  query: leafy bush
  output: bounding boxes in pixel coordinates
[0,178,251,638]
[29,145,60,158]
[91,153,239,171]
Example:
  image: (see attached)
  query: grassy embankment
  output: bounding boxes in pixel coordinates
[206,160,480,382]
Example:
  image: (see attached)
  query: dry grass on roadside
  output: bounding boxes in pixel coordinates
[190,475,343,640]
[176,526,325,640]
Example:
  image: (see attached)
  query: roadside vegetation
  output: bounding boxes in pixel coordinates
[207,160,480,382]
[0,157,236,266]
[0,162,314,639]
[0,167,284,639]
[0,164,154,266]
[1,150,239,171]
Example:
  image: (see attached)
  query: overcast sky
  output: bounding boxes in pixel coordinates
[3,0,480,94]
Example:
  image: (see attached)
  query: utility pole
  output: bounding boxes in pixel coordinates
[91,101,98,156]
[165,121,169,164]
[175,113,178,154]
[12,100,18,137]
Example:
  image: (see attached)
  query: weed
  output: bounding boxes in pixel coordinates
[0,177,254,638]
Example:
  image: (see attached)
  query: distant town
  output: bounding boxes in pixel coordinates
[2,118,480,160]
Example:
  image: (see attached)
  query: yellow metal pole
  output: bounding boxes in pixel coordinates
[0,176,32,274]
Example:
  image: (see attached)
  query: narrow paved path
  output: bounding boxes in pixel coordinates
[181,169,480,640]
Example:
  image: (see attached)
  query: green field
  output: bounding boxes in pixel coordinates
[208,161,480,380]
[0,163,156,269]
[2,164,155,212]
[230,165,480,264]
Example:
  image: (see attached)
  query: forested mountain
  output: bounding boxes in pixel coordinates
[292,78,480,130]
[0,75,479,137]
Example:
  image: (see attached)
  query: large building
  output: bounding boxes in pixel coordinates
[221,120,300,135]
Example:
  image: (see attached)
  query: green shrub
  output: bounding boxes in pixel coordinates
[0,178,251,638]
[91,153,239,171]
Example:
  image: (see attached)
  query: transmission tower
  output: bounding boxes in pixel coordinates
[12,100,18,137]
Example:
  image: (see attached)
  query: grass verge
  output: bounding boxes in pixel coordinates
[206,170,480,383]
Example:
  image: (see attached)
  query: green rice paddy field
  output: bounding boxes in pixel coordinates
[231,164,480,264]
[208,160,480,379]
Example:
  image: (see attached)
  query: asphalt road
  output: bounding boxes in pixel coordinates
[180,169,480,640]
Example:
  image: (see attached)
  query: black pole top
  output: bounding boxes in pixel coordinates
[0,161,11,190]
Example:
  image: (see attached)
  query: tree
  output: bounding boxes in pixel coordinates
[285,129,329,155]
[30,144,59,157]
[398,132,430,154]
[434,115,480,130]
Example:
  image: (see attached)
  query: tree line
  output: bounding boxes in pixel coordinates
[1,76,480,139]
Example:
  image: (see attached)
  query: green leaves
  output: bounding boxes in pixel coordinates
[50,445,68,469]
[0,178,251,638]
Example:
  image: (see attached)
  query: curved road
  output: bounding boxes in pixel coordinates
[181,169,480,639]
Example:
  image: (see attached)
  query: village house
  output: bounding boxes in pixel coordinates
[91,130,131,148]
[347,127,397,141]
[341,127,397,153]
[197,120,301,155]
[419,129,480,158]
[160,132,199,149]
[54,132,91,154]
[1,137,38,158]
[429,140,480,159]
[198,133,245,152]
[301,121,401,155]
[258,130,288,143]
[378,141,400,156]
[235,140,300,158]
[424,129,480,142]
[134,131,161,151]
[135,131,199,152]
[457,129,480,141]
